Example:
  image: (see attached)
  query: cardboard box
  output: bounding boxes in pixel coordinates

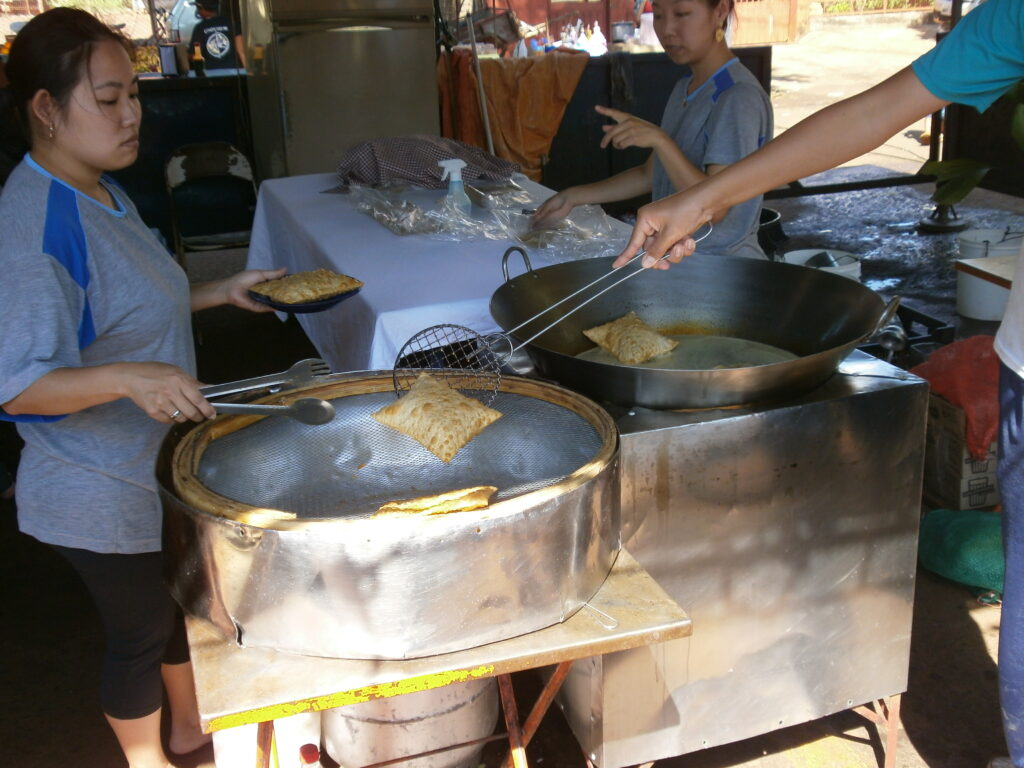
[923,393,1000,510]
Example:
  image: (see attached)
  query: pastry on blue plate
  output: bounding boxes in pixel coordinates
[250,268,363,304]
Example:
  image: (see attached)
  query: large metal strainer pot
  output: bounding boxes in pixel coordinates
[158,371,620,660]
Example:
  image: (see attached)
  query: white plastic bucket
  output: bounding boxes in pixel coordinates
[212,712,322,768]
[783,249,862,281]
[957,269,1010,321]
[322,678,499,768]
[957,229,1022,260]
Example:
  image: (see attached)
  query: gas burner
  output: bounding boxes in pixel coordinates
[858,303,955,368]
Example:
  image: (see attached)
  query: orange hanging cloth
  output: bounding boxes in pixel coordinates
[437,49,589,181]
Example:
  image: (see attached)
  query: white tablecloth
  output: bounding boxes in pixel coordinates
[246,173,631,372]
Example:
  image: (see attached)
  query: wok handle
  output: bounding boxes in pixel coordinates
[869,297,902,338]
[501,246,533,283]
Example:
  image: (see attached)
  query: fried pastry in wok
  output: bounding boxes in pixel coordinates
[374,485,498,517]
[583,311,678,365]
[250,268,363,304]
[371,373,502,462]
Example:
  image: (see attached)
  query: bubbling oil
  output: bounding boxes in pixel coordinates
[576,334,797,370]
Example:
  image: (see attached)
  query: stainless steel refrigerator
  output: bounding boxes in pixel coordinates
[241,0,440,179]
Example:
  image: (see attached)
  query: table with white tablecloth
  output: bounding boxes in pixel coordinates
[245,173,631,372]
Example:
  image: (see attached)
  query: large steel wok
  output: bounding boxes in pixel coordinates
[489,253,896,409]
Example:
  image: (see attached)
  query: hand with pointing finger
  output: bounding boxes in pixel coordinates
[596,104,672,152]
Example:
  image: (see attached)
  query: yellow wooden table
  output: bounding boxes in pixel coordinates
[186,549,692,768]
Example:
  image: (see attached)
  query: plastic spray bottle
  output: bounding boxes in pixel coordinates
[438,158,472,216]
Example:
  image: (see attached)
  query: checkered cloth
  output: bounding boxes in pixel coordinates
[335,135,520,190]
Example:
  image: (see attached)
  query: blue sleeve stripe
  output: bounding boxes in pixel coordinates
[42,180,96,349]
[710,68,735,103]
[44,182,89,288]
[2,180,94,423]
[0,407,66,423]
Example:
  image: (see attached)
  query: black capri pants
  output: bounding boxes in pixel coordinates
[52,546,190,720]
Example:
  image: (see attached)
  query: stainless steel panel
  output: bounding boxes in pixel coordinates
[559,352,928,767]
[275,22,438,176]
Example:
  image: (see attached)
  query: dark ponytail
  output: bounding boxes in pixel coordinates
[5,8,130,135]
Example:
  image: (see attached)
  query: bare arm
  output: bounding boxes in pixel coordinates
[5,268,288,422]
[532,160,653,224]
[189,267,286,312]
[616,67,949,268]
[3,362,214,423]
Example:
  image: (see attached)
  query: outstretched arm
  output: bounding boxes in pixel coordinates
[615,67,948,268]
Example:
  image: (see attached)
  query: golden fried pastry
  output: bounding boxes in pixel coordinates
[373,485,498,517]
[371,373,502,462]
[250,269,363,304]
[583,311,678,365]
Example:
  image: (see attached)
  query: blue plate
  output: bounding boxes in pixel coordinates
[248,287,361,314]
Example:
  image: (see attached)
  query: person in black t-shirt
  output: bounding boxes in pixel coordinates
[189,0,241,70]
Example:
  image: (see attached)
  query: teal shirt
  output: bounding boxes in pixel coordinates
[912,0,1024,112]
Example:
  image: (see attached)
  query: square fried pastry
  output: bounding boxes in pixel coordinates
[371,373,502,462]
[373,485,498,517]
[583,311,678,365]
[250,268,363,304]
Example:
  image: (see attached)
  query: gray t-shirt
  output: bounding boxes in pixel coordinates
[651,59,773,260]
[0,157,194,554]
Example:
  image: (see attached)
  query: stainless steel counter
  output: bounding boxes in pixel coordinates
[560,352,929,766]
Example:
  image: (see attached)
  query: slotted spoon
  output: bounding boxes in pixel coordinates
[211,398,336,425]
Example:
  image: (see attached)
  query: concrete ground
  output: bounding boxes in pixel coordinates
[768,10,940,176]
[3,11,1023,768]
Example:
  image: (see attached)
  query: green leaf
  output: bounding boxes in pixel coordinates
[920,158,991,205]
[1013,103,1024,153]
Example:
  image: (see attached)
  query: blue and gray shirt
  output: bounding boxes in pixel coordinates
[651,58,774,260]
[0,156,194,554]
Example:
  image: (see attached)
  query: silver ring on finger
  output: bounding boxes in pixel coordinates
[170,409,182,419]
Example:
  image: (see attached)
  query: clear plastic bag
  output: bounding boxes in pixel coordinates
[348,181,628,261]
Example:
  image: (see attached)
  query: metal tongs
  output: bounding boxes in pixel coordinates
[393,224,713,401]
[199,358,330,399]
[489,229,713,361]
[200,358,335,425]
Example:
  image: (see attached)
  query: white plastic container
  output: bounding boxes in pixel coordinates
[957,268,1010,321]
[212,712,322,768]
[783,248,862,281]
[957,228,1022,260]
[322,678,499,768]
[955,229,1021,321]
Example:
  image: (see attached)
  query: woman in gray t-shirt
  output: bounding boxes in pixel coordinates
[533,0,773,259]
[0,9,284,768]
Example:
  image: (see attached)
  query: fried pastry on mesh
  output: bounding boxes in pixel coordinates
[371,373,502,462]
[583,311,678,365]
[373,485,498,517]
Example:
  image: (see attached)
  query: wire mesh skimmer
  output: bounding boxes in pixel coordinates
[393,224,713,403]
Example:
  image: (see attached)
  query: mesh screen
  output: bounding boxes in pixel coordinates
[197,391,603,519]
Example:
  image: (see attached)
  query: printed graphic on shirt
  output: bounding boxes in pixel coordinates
[206,29,231,59]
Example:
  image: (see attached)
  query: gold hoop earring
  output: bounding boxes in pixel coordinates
[715,27,725,42]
